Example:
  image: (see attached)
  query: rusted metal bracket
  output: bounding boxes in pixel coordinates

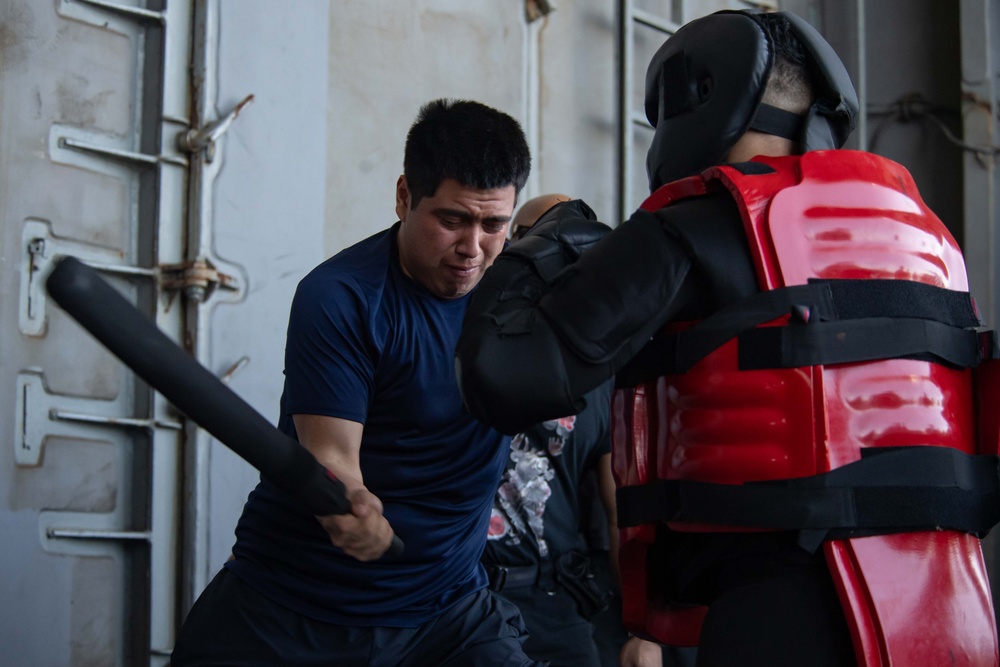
[160,258,237,304]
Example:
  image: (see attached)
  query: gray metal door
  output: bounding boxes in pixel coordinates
[0,1,198,664]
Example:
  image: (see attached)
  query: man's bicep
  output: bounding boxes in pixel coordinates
[292,413,365,486]
[284,275,375,422]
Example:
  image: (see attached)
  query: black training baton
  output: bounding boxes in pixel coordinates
[46,255,403,559]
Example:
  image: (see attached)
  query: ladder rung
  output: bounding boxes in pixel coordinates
[632,8,680,35]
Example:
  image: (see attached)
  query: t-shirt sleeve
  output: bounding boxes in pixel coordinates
[282,271,375,424]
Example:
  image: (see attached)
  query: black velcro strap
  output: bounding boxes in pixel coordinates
[748,103,805,141]
[616,282,834,387]
[824,279,981,325]
[739,317,984,370]
[616,279,984,387]
[616,447,1000,549]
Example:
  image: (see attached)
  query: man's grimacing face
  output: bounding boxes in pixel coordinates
[395,176,516,299]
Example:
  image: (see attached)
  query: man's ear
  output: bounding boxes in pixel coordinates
[395,175,410,221]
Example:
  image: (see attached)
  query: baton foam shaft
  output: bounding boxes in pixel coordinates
[46,256,403,558]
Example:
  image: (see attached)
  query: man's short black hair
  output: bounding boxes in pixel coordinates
[403,99,531,209]
[755,12,815,115]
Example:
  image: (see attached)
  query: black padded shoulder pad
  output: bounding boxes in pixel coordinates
[654,192,757,313]
[540,209,695,365]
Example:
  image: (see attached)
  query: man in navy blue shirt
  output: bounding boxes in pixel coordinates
[172,99,539,666]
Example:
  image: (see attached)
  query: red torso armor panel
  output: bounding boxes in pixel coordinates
[613,151,999,665]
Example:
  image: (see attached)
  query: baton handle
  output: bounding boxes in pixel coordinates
[46,256,403,559]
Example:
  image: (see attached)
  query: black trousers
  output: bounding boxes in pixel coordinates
[695,565,856,667]
[588,551,698,667]
[171,569,543,667]
[645,531,857,667]
[496,583,602,667]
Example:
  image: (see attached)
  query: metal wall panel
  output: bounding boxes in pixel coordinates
[960,0,999,330]
[0,1,191,664]
[324,2,528,253]
[193,0,333,594]
[960,0,1000,618]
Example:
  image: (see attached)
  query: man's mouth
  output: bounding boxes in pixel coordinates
[446,264,479,277]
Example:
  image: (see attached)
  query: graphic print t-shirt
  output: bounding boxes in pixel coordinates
[483,383,612,567]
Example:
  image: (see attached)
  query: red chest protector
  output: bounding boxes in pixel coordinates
[612,151,1000,666]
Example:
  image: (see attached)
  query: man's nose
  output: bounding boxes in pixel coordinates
[455,225,483,257]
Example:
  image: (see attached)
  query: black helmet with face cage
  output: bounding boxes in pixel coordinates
[644,10,859,191]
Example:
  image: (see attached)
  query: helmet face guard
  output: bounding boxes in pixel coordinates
[644,10,859,191]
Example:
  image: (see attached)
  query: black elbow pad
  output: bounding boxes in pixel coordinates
[456,200,612,433]
[456,307,585,435]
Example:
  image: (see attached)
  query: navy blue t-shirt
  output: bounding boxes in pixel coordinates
[227,223,509,626]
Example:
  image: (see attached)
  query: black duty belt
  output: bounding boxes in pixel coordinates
[616,446,1000,552]
[485,560,556,592]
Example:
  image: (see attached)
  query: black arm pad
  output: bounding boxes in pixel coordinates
[457,205,700,434]
[456,200,610,433]
[456,302,587,435]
